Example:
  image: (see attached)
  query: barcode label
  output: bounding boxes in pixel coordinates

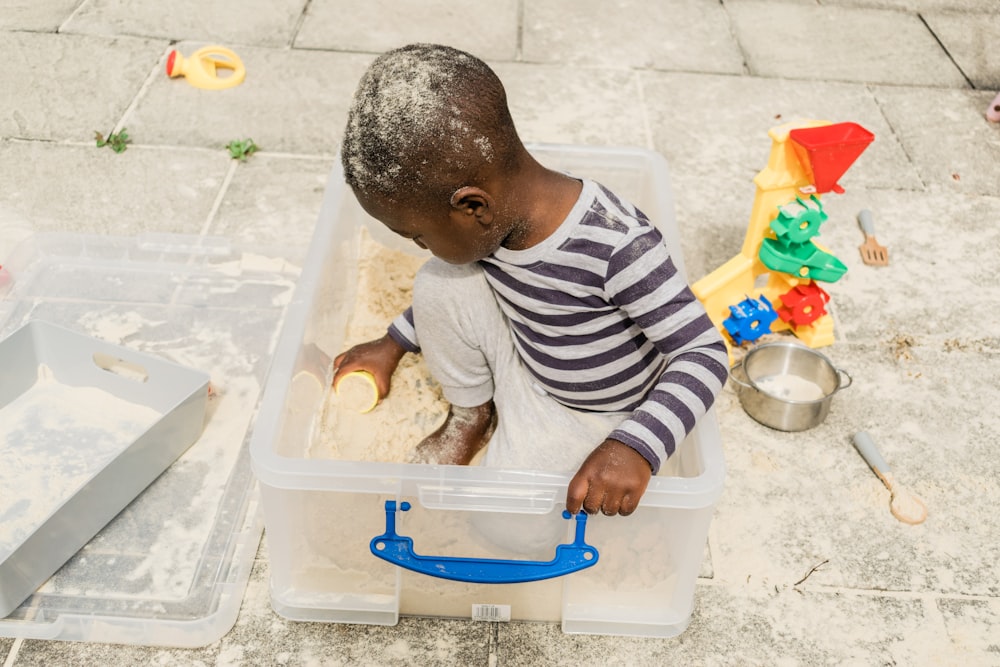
[472,603,511,622]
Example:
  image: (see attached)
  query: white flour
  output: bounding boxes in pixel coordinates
[0,364,161,560]
[334,371,379,413]
[753,373,827,401]
[81,310,163,345]
[311,231,445,463]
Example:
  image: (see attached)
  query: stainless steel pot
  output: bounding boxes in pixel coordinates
[729,342,852,431]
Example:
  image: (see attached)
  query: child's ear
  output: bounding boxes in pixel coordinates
[449,186,495,224]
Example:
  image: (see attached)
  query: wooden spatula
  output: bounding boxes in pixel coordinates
[857,209,888,266]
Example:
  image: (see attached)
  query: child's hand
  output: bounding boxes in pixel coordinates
[566,439,652,516]
[333,334,407,398]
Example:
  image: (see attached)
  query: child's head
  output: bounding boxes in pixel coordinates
[341,44,526,263]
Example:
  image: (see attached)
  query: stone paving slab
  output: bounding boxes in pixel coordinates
[0,32,166,143]
[63,0,307,48]
[726,0,969,87]
[937,598,1000,658]
[492,63,649,147]
[818,188,1000,343]
[713,342,1000,597]
[209,155,335,263]
[496,584,959,666]
[10,638,219,667]
[871,85,1000,195]
[923,11,1000,90]
[0,0,78,31]
[130,53,649,157]
[217,559,492,667]
[1,1,998,663]
[641,71,920,196]
[124,44,373,154]
[820,0,1000,12]
[295,0,519,61]
[0,142,230,236]
[521,0,744,74]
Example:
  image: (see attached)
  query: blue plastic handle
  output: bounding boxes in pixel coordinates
[369,500,599,584]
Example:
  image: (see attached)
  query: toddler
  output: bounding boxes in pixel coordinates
[334,44,728,517]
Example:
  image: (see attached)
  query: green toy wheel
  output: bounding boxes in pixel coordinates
[770,195,828,244]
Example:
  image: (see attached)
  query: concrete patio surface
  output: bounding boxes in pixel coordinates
[2,0,999,665]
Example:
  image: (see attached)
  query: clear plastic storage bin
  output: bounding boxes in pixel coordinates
[249,145,725,638]
[0,234,300,646]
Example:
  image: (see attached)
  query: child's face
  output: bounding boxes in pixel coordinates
[357,191,505,265]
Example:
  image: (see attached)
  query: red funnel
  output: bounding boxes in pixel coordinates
[788,122,874,194]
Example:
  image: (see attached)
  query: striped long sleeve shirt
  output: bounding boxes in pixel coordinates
[388,179,728,474]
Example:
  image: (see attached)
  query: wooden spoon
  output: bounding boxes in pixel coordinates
[852,431,927,525]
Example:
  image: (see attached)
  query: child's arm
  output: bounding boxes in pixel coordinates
[568,225,728,514]
[332,308,418,397]
[333,333,407,398]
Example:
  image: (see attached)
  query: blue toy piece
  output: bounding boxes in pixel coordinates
[723,295,778,345]
[369,500,599,584]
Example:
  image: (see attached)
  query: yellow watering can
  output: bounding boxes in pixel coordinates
[166,46,246,90]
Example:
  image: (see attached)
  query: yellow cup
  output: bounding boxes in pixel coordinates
[334,371,380,413]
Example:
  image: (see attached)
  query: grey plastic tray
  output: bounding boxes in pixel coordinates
[0,320,209,617]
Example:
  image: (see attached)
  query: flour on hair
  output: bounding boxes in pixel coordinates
[341,44,498,199]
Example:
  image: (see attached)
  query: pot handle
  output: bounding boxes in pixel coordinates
[836,367,853,392]
[728,357,753,389]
